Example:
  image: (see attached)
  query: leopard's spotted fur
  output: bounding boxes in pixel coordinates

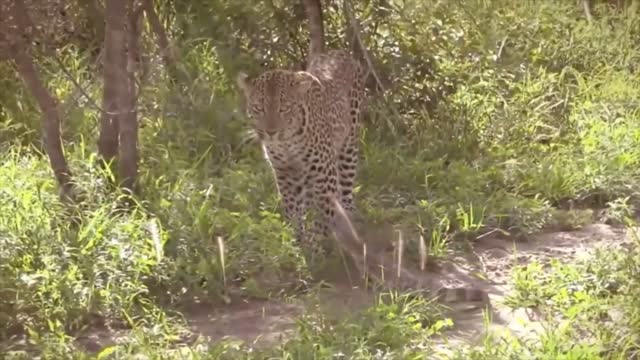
[237,50,365,255]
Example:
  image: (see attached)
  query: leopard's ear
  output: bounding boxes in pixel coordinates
[236,72,252,96]
[292,71,322,95]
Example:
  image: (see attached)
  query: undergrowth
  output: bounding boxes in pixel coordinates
[2,0,640,358]
[457,224,640,360]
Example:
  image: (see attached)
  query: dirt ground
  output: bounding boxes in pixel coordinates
[75,222,637,355]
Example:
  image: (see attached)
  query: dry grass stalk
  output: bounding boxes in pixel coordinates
[396,230,404,279]
[217,236,226,287]
[419,234,427,271]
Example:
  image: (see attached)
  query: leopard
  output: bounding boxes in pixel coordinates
[236,51,491,306]
[236,49,365,257]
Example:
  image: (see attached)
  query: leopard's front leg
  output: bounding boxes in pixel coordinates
[304,160,341,258]
[272,167,308,244]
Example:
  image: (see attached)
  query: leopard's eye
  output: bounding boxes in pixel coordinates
[279,106,291,114]
[248,102,263,115]
[279,99,294,114]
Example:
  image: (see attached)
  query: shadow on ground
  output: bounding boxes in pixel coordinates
[74,223,635,354]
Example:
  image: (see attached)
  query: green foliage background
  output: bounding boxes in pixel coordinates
[1,0,640,358]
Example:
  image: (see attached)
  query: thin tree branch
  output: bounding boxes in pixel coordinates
[343,0,385,93]
[60,49,104,117]
[582,0,594,22]
[11,0,137,118]
[302,0,325,59]
[142,0,180,82]
[54,56,112,114]
[8,0,74,198]
[267,0,306,69]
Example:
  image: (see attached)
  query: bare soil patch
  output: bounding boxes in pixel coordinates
[73,223,635,354]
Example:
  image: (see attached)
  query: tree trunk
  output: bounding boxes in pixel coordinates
[8,0,74,198]
[118,0,141,194]
[302,0,325,60]
[99,0,128,169]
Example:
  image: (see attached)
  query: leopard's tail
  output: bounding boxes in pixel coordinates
[434,286,489,304]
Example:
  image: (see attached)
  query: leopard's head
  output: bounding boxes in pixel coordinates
[237,70,320,141]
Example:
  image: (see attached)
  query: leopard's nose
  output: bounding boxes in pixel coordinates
[265,129,277,136]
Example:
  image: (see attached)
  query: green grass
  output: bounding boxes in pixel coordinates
[2,0,640,358]
[475,227,640,360]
